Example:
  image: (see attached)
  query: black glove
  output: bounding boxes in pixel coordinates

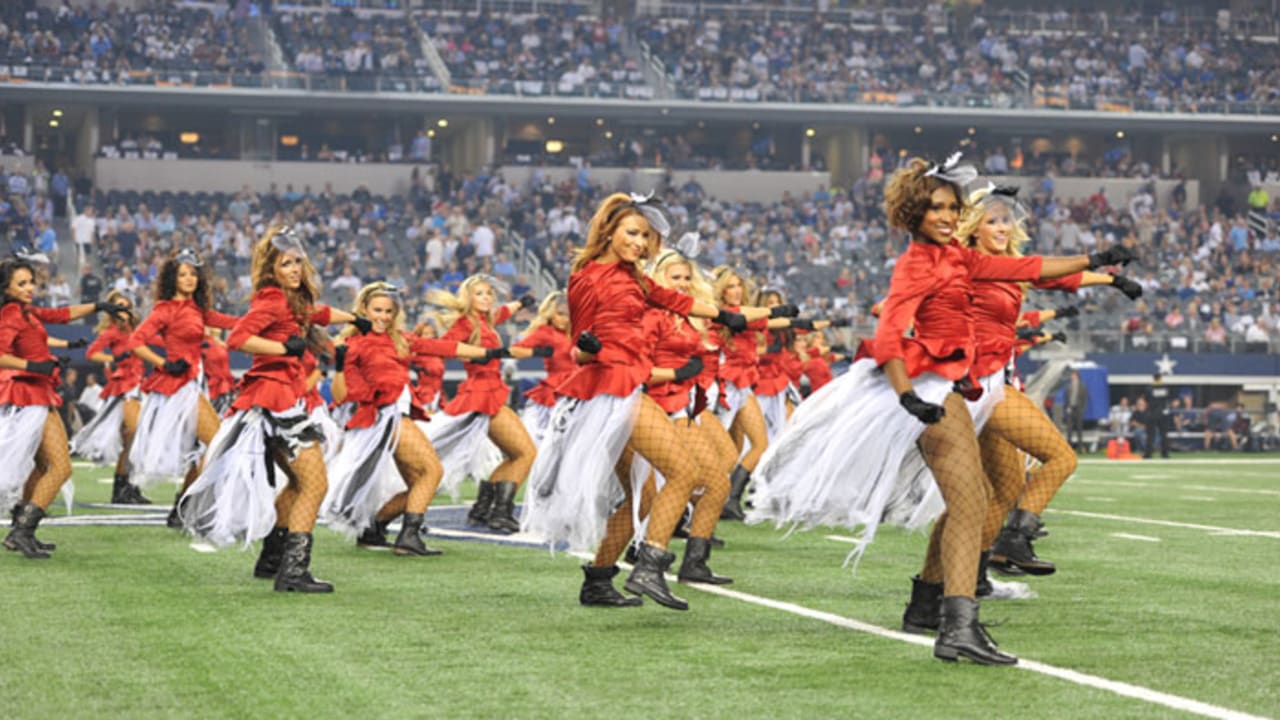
[714,309,748,333]
[283,336,307,358]
[333,345,347,372]
[95,300,130,319]
[201,340,211,349]
[485,347,512,362]
[1111,274,1143,300]
[829,345,849,355]
[765,340,784,354]
[113,353,133,365]
[791,319,815,331]
[769,303,799,319]
[1054,305,1079,319]
[576,331,602,355]
[352,317,373,335]
[162,359,191,376]
[1087,245,1136,270]
[1051,331,1068,343]
[828,317,852,328]
[673,356,704,382]
[518,294,537,310]
[67,337,89,349]
[1016,327,1041,342]
[26,359,56,376]
[900,390,946,424]
[531,345,554,358]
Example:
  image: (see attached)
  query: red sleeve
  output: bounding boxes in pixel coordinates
[871,255,933,367]
[567,272,598,339]
[310,305,332,326]
[86,331,113,360]
[1019,311,1044,329]
[0,305,24,355]
[747,317,769,331]
[204,309,240,330]
[341,340,373,402]
[410,336,460,357]
[645,282,696,316]
[126,303,170,351]
[967,251,1044,282]
[513,325,549,349]
[494,305,513,325]
[641,310,664,363]
[30,307,71,324]
[442,316,473,344]
[229,288,287,349]
[1031,273,1083,292]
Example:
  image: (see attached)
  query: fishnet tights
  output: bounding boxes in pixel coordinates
[376,418,445,520]
[116,398,140,476]
[916,392,990,598]
[271,443,328,533]
[729,393,768,472]
[687,419,732,538]
[591,446,636,567]
[978,430,1026,548]
[28,411,74,509]
[987,388,1078,516]
[487,406,535,485]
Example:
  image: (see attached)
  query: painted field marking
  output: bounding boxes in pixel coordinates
[1111,533,1162,543]
[1084,496,1117,503]
[1181,496,1217,502]
[1046,509,1280,539]
[1078,458,1280,466]
[1070,479,1280,497]
[824,534,859,545]
[1130,474,1174,480]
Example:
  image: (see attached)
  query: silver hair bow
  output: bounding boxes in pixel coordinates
[270,227,308,258]
[675,231,701,260]
[608,191,674,239]
[924,152,979,187]
[174,248,204,267]
[979,182,1030,225]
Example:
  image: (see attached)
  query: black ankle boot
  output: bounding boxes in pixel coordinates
[708,535,725,548]
[487,482,520,534]
[394,513,442,556]
[624,542,687,610]
[121,477,152,505]
[977,551,993,598]
[3,503,50,559]
[356,519,390,548]
[10,503,54,551]
[468,481,496,526]
[580,564,643,607]
[253,526,288,579]
[111,473,131,504]
[990,509,1055,576]
[678,537,733,585]
[274,532,334,593]
[166,493,185,530]
[720,465,750,521]
[934,596,1017,665]
[902,575,943,633]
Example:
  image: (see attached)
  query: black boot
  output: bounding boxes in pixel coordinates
[672,506,692,539]
[1032,516,1048,538]
[10,503,54,551]
[166,492,185,530]
[3,503,50,559]
[111,473,131,504]
[902,575,942,633]
[356,519,390,549]
[976,551,993,598]
[253,526,288,579]
[708,535,725,548]
[487,482,520,534]
[934,596,1017,665]
[394,513,442,556]
[720,465,750,521]
[678,537,733,585]
[123,478,152,505]
[624,542,687,610]
[624,541,638,565]
[467,481,496,526]
[579,564,643,607]
[990,509,1056,576]
[274,532,334,593]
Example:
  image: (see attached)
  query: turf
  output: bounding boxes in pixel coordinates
[2,455,1277,719]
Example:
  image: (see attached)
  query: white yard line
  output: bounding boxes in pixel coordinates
[1078,458,1280,466]
[1111,533,1162,543]
[1046,509,1280,539]
[1070,479,1280,497]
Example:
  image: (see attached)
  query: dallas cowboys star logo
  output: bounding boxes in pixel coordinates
[1155,353,1177,376]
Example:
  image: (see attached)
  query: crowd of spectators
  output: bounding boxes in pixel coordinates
[275,8,428,82]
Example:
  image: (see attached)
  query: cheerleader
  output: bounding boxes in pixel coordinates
[511,292,574,446]
[180,227,369,593]
[1,258,129,558]
[749,156,1133,663]
[202,329,236,416]
[124,250,238,528]
[409,318,446,416]
[800,332,846,395]
[325,282,490,556]
[71,289,150,504]
[521,192,763,611]
[426,277,549,534]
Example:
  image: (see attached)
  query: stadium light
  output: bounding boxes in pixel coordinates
[967,127,976,136]
[1116,130,1125,139]
[604,131,613,139]
[48,119,59,128]
[914,126,922,134]
[595,118,605,126]
[180,132,200,144]
[280,135,299,147]
[1272,134,1278,142]
[805,128,816,138]
[52,109,63,118]
[427,129,435,138]
[545,140,564,153]
[437,119,448,128]
[547,116,556,125]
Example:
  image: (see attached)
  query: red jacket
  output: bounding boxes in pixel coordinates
[557,260,695,400]
[127,299,237,395]
[343,332,459,428]
[803,347,834,393]
[87,324,146,398]
[514,324,574,408]
[410,352,444,413]
[865,240,1042,381]
[717,305,768,390]
[755,330,793,396]
[0,303,71,406]
[229,287,333,413]
[202,339,235,400]
[971,273,1082,378]
[642,308,703,414]
[441,305,512,416]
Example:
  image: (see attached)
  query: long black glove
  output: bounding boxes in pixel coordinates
[828,317,852,328]
[1054,305,1079,319]
[67,337,89,349]
[26,359,57,376]
[1016,327,1041,343]
[765,339,784,354]
[518,294,537,310]
[576,331,602,355]
[162,358,191,376]
[1111,275,1143,300]
[673,356,704,382]
[333,345,347,372]
[530,346,554,358]
[351,317,373,335]
[472,347,512,365]
[714,309,748,333]
[791,319,815,331]
[1087,245,1136,269]
[900,390,946,424]
[95,300,131,319]
[283,336,307,358]
[1051,331,1068,343]
[769,303,799,319]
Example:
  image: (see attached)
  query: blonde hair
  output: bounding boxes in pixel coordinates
[524,291,569,336]
[883,157,969,235]
[648,249,710,341]
[572,193,660,289]
[955,186,1029,257]
[252,226,321,330]
[427,274,500,345]
[94,289,136,333]
[339,282,408,356]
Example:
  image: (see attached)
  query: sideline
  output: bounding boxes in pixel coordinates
[1044,508,1280,539]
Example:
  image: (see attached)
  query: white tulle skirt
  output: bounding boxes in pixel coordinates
[747,358,955,566]
[0,405,49,508]
[70,395,128,464]
[521,390,642,552]
[129,381,202,488]
[417,411,501,498]
[180,402,321,548]
[758,388,792,443]
[323,405,405,537]
[520,402,555,447]
[310,404,343,463]
[714,381,751,429]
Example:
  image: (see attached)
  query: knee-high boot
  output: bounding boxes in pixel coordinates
[4,503,51,559]
[274,532,334,593]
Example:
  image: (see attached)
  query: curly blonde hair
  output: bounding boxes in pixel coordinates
[883,157,969,235]
[427,275,501,345]
[338,282,408,356]
[955,187,1028,257]
[648,248,710,340]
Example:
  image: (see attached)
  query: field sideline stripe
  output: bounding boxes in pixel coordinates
[560,551,1269,720]
[1046,509,1280,538]
[1070,479,1280,497]
[1077,458,1280,466]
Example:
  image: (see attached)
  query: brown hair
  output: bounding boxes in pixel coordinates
[883,157,968,236]
[572,193,660,290]
[94,289,137,333]
[251,226,321,331]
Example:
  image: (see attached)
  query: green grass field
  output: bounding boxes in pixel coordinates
[3,455,1277,719]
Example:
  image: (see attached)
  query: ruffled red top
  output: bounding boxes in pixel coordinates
[442,305,512,416]
[642,308,704,414]
[410,351,445,413]
[87,324,146,398]
[557,260,696,400]
[755,331,793,396]
[300,350,326,412]
[202,339,235,400]
[126,299,237,396]
[342,332,459,428]
[514,323,574,407]
[718,306,769,390]
[0,303,71,406]
[803,347,835,393]
[865,240,1043,381]
[971,273,1082,378]
[228,287,333,413]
